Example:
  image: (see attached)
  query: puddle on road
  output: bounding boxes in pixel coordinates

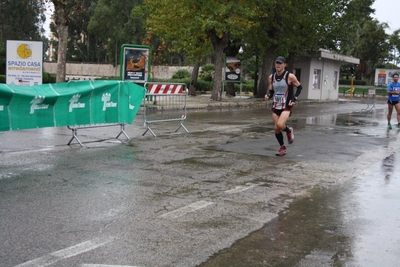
[382,153,395,180]
[338,152,400,267]
[198,150,400,267]
[305,112,382,127]
[198,185,351,267]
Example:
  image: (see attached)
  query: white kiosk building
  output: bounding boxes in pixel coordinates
[293,49,360,100]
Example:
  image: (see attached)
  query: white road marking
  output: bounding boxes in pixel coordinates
[160,200,214,219]
[81,265,142,267]
[224,183,258,194]
[14,236,114,267]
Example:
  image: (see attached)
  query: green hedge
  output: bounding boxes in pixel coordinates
[234,82,254,93]
[43,72,56,83]
[339,87,387,96]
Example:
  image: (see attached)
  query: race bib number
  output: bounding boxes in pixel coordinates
[274,93,286,104]
[392,87,400,98]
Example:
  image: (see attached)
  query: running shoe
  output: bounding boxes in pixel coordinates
[276,146,287,156]
[388,123,392,130]
[287,127,294,144]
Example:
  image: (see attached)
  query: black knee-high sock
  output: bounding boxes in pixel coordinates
[284,126,291,133]
[275,132,284,146]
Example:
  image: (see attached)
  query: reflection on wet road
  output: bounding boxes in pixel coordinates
[200,148,400,267]
[339,147,400,267]
[199,105,400,267]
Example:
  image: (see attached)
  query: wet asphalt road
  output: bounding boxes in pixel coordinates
[1,98,400,267]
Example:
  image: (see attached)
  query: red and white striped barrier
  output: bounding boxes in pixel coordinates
[148,83,184,94]
[142,82,189,137]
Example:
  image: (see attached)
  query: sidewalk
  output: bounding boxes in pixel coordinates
[185,94,265,109]
[184,93,384,110]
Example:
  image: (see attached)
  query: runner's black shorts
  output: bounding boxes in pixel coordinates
[387,100,400,105]
[271,108,292,116]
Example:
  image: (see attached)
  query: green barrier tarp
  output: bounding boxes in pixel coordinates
[0,80,146,131]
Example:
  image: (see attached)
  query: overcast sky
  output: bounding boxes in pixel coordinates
[372,0,400,34]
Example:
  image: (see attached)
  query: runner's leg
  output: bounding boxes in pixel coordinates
[388,102,393,129]
[394,103,400,127]
[272,113,284,146]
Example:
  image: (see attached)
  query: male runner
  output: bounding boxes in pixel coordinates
[387,73,400,130]
[265,56,302,156]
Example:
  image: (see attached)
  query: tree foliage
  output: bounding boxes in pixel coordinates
[0,40,5,75]
[389,30,400,67]
[0,0,46,74]
[88,0,146,66]
[240,0,353,97]
[64,0,98,62]
[143,0,252,100]
[0,0,46,41]
[48,0,90,81]
[329,0,390,81]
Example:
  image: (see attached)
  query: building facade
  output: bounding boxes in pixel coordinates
[293,49,360,100]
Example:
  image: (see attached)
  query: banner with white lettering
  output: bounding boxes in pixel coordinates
[0,80,146,131]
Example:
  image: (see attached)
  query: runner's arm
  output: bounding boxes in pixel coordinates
[265,75,274,100]
[289,73,302,101]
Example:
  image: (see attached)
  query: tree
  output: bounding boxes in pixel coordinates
[47,0,87,81]
[64,0,98,62]
[138,1,211,95]
[0,0,46,41]
[243,0,349,98]
[0,39,5,75]
[389,30,400,67]
[143,0,251,100]
[88,0,146,66]
[0,0,46,74]
[51,0,70,82]
[46,0,90,82]
[334,0,390,81]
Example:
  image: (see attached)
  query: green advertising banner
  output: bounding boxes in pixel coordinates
[0,80,146,131]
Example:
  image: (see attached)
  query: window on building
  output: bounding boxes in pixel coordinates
[333,71,338,90]
[313,69,321,89]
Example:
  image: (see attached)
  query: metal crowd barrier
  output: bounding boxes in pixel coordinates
[142,82,189,137]
[67,123,130,146]
[361,89,377,112]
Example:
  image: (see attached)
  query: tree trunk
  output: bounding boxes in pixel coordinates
[189,61,200,96]
[226,82,236,97]
[207,30,230,101]
[257,50,276,98]
[211,42,226,101]
[53,0,68,83]
[253,54,259,96]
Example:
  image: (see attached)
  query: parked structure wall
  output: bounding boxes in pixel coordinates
[43,62,193,81]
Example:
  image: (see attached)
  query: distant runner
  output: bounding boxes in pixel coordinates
[386,73,400,130]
